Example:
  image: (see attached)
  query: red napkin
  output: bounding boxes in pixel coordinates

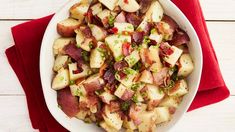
[5,0,230,131]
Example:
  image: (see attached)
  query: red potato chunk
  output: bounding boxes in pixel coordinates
[57,87,79,117]
[83,74,105,93]
[57,18,81,37]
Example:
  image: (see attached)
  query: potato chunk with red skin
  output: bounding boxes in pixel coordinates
[57,87,79,117]
[57,18,81,37]
[83,73,105,93]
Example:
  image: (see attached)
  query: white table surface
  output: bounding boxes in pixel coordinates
[0,0,234,131]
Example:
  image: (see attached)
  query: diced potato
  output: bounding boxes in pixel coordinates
[159,96,180,108]
[149,31,163,44]
[154,107,171,124]
[137,17,148,31]
[70,84,86,97]
[68,63,92,81]
[100,121,118,132]
[114,22,134,33]
[178,54,194,77]
[124,50,140,67]
[83,73,105,92]
[89,24,107,41]
[75,109,89,120]
[80,38,93,52]
[145,84,165,101]
[99,91,117,104]
[57,18,81,37]
[53,55,68,71]
[114,84,127,99]
[52,68,69,90]
[149,45,163,72]
[97,9,111,20]
[168,79,188,97]
[105,35,131,61]
[99,0,118,10]
[163,46,183,66]
[138,70,153,84]
[137,110,157,132]
[118,0,140,12]
[123,119,137,130]
[103,106,123,130]
[53,37,75,55]
[115,68,138,87]
[70,1,90,21]
[90,44,105,68]
[91,3,102,15]
[145,1,163,22]
[75,29,85,47]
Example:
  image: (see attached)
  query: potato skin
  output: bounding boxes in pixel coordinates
[57,23,79,37]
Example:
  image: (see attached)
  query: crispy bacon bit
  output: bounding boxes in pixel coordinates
[80,26,92,38]
[72,68,83,74]
[122,42,133,56]
[109,101,121,112]
[93,15,103,26]
[171,30,190,46]
[63,43,83,63]
[147,100,161,111]
[99,63,108,77]
[108,27,118,34]
[153,67,169,86]
[75,77,85,85]
[132,31,144,43]
[126,13,142,28]
[85,9,93,23]
[124,0,129,4]
[121,89,134,101]
[139,0,152,13]
[169,107,176,114]
[102,17,110,29]
[115,12,126,23]
[57,87,79,117]
[140,48,153,66]
[143,22,153,35]
[104,68,116,84]
[114,61,128,71]
[118,71,127,80]
[159,42,174,56]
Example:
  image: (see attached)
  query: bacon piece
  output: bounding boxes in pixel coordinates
[80,26,92,38]
[122,42,133,56]
[99,63,108,77]
[147,100,161,111]
[140,48,153,66]
[109,101,121,113]
[114,61,128,71]
[57,87,79,117]
[159,42,174,57]
[85,9,93,24]
[126,13,142,28]
[108,27,118,34]
[63,43,83,63]
[132,31,144,44]
[117,71,127,80]
[104,68,116,84]
[171,29,190,46]
[115,12,126,23]
[121,89,134,101]
[139,0,152,13]
[152,67,169,86]
[92,15,103,27]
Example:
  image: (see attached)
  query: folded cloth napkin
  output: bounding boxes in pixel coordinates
[5,0,230,131]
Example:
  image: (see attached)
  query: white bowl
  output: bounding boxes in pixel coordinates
[40,0,203,131]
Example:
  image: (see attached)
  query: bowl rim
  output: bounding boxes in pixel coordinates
[40,0,203,131]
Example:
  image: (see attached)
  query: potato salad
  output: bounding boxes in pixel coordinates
[52,0,194,131]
